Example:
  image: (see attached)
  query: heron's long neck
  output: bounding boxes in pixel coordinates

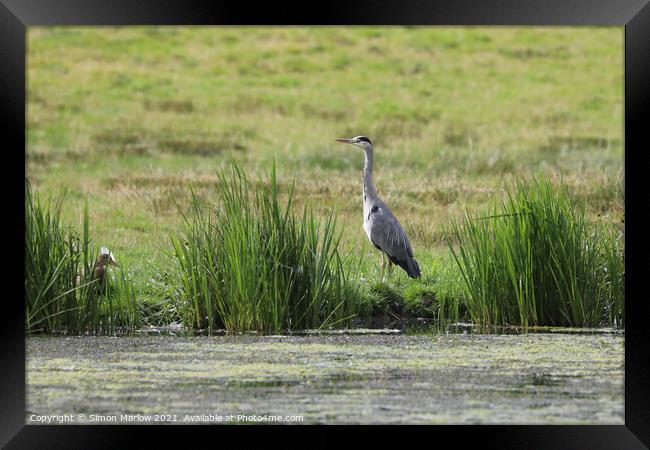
[363,148,378,200]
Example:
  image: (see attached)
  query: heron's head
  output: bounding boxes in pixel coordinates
[97,247,119,267]
[335,135,373,151]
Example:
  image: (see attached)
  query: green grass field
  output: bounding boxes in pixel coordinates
[26,27,624,328]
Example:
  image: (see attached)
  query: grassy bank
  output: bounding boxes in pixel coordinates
[25,169,624,333]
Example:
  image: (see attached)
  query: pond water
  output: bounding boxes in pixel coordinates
[26,331,624,424]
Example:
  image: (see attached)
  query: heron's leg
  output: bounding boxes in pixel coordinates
[381,253,386,280]
[388,259,393,277]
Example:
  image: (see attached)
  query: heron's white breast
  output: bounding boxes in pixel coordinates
[362,199,372,242]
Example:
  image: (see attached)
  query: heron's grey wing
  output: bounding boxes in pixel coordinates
[367,203,414,262]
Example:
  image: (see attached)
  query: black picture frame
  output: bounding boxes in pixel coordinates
[4,0,649,447]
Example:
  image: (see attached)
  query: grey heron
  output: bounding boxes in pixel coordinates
[336,136,421,279]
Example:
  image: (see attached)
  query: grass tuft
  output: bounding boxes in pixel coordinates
[25,178,139,334]
[447,177,624,327]
[170,162,362,333]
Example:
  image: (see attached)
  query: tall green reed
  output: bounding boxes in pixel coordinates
[447,177,624,327]
[25,178,139,334]
[25,178,81,333]
[170,163,361,333]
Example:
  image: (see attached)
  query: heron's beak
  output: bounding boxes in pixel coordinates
[335,138,355,144]
[109,256,119,267]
